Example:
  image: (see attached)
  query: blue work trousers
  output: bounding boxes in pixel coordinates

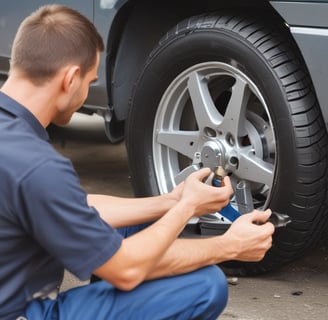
[24,225,228,320]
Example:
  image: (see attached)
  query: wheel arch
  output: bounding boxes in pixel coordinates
[107,0,285,124]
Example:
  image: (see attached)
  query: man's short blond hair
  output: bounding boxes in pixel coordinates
[11,4,104,85]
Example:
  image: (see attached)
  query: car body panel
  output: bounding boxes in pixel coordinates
[271,1,328,27]
[270,0,328,126]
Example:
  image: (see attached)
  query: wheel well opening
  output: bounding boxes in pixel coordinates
[108,0,286,123]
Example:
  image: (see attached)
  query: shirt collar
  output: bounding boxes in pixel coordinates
[0,91,49,141]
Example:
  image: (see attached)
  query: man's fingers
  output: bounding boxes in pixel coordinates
[189,167,211,182]
[242,209,272,225]
[222,176,232,190]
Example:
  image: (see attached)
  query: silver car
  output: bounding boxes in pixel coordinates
[1,0,328,275]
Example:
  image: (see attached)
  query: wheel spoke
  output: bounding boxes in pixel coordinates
[174,164,200,185]
[221,76,250,137]
[187,71,222,129]
[238,148,274,187]
[157,129,199,159]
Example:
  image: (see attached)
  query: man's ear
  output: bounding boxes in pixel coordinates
[62,65,81,92]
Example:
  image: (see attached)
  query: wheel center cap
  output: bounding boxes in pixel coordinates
[201,141,224,170]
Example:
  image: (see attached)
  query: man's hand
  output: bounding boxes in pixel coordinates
[180,168,234,217]
[219,210,275,262]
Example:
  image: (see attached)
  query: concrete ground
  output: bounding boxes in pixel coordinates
[50,113,328,320]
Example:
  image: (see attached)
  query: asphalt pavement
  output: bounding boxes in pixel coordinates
[49,113,328,320]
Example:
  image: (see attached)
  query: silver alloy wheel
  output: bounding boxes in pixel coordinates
[127,12,328,273]
[153,61,276,213]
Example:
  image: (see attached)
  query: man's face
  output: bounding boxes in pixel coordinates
[52,53,100,126]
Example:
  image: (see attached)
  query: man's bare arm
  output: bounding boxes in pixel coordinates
[87,193,179,228]
[93,198,200,290]
[146,211,274,280]
[93,209,273,290]
[92,169,274,291]
[87,177,185,227]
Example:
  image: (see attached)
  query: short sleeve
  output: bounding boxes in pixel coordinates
[16,157,123,280]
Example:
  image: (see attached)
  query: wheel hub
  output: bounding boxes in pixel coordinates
[200,140,224,170]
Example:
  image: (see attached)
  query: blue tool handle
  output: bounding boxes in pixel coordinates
[212,171,240,222]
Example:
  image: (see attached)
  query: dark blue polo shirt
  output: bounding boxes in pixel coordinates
[0,92,123,320]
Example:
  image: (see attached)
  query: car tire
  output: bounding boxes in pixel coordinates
[126,12,328,274]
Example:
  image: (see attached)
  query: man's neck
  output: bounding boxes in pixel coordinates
[1,73,57,128]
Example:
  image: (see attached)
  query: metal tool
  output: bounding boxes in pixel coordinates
[232,178,292,228]
[268,212,292,228]
[211,166,240,222]
[235,179,254,214]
